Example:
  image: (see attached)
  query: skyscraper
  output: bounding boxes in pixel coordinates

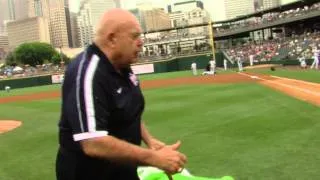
[14,0,28,20]
[7,16,50,48]
[28,0,49,17]
[167,5,172,13]
[0,0,28,34]
[64,0,73,47]
[225,0,255,19]
[129,8,147,32]
[47,0,69,47]
[8,0,16,20]
[172,0,204,13]
[28,0,69,47]
[70,12,80,47]
[186,8,210,35]
[0,0,11,34]
[225,0,280,19]
[114,0,121,8]
[77,0,118,47]
[254,0,280,11]
[142,8,171,31]
[262,0,280,9]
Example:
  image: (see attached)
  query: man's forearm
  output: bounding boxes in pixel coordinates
[80,135,158,166]
[141,122,153,145]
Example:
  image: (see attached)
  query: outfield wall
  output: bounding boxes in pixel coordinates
[0,53,218,90]
[244,59,314,67]
[154,54,211,73]
[0,54,310,90]
[136,52,225,74]
[0,75,52,90]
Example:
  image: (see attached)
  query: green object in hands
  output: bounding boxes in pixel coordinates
[138,167,234,180]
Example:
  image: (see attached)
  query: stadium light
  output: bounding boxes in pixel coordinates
[208,15,216,60]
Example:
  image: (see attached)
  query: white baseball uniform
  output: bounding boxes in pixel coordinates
[310,50,319,69]
[209,60,216,74]
[237,57,243,72]
[191,62,197,75]
[223,59,228,71]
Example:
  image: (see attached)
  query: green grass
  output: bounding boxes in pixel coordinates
[1,81,320,180]
[138,69,234,81]
[248,68,320,83]
[143,84,320,180]
[138,70,193,81]
[0,84,61,97]
[0,99,60,180]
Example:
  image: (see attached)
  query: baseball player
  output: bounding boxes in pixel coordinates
[298,55,307,69]
[310,48,319,70]
[5,86,11,92]
[249,54,254,66]
[209,59,216,75]
[202,63,214,75]
[223,59,228,71]
[191,62,197,75]
[237,56,243,72]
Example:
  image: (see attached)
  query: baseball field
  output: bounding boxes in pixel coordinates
[0,67,319,180]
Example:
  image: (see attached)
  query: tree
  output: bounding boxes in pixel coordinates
[51,52,71,65]
[14,42,56,66]
[5,52,17,66]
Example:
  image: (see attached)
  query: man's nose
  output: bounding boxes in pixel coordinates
[137,38,143,48]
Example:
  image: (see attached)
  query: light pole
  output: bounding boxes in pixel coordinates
[208,16,216,60]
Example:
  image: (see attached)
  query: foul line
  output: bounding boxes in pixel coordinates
[238,73,320,97]
[270,75,320,87]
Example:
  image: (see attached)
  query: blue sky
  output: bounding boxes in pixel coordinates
[69,0,298,21]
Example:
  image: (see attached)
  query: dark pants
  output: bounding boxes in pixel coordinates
[56,147,139,180]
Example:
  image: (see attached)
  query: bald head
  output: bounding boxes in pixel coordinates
[94,8,143,69]
[95,8,140,44]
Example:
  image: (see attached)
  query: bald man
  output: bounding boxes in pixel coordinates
[56,9,186,180]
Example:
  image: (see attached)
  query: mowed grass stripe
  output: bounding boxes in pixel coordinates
[248,68,320,83]
[0,81,319,180]
[143,84,320,179]
[0,84,61,97]
[0,99,60,180]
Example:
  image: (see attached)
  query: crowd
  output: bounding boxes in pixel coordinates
[215,2,320,34]
[138,1,320,62]
[0,63,65,80]
[143,32,207,44]
[225,31,320,63]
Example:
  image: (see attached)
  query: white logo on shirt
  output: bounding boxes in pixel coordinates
[116,87,122,94]
[129,73,139,86]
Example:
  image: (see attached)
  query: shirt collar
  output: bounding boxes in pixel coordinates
[88,43,131,77]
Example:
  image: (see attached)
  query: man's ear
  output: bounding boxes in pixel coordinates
[107,32,116,46]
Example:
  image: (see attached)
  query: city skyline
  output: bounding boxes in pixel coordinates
[70,0,298,21]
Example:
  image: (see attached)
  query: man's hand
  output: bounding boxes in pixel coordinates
[152,141,187,174]
[141,123,166,150]
[147,137,166,150]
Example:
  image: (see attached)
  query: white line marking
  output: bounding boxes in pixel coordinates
[270,75,320,87]
[238,73,320,96]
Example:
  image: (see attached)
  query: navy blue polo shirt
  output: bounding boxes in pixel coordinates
[56,43,144,180]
